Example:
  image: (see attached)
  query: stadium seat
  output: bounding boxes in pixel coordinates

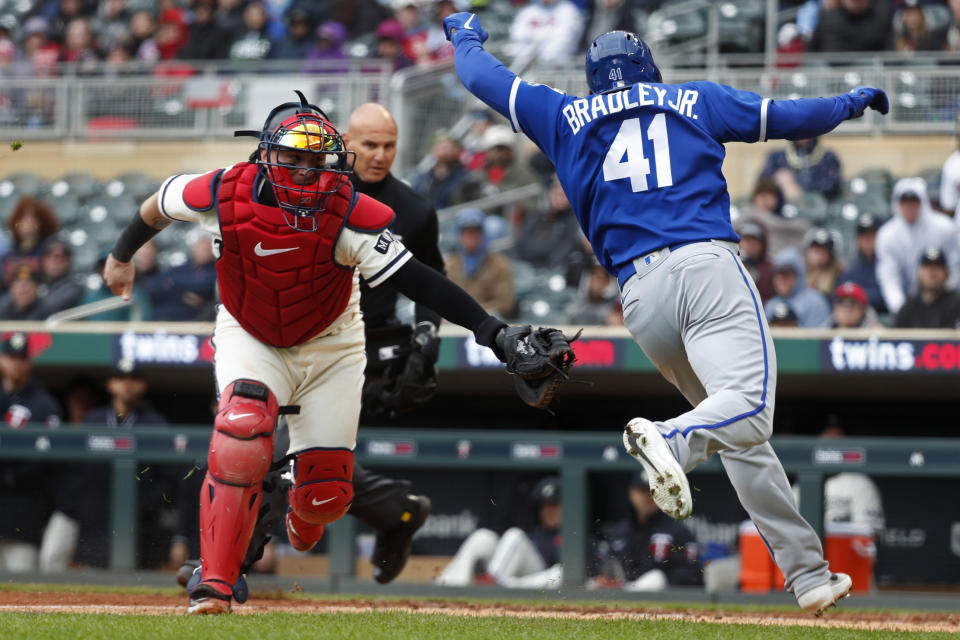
[717,0,765,54]
[107,171,159,202]
[40,193,81,226]
[917,166,942,206]
[849,168,893,201]
[82,194,139,225]
[516,293,573,325]
[645,5,708,48]
[154,225,192,257]
[53,171,100,201]
[790,192,829,225]
[1,171,45,198]
[511,260,537,299]
[77,202,125,247]
[824,218,857,264]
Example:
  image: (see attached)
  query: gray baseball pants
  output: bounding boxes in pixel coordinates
[619,239,830,596]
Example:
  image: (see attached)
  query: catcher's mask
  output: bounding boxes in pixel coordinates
[234,90,355,232]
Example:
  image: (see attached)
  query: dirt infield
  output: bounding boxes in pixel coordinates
[1,590,959,633]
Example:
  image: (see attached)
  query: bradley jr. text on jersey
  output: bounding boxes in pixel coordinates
[562,83,700,135]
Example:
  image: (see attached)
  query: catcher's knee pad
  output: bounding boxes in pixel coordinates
[208,379,278,486]
[288,448,354,526]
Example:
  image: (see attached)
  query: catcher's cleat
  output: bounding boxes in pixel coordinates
[285,511,325,553]
[371,494,432,584]
[622,418,692,520]
[180,561,249,604]
[187,582,232,615]
[797,573,853,616]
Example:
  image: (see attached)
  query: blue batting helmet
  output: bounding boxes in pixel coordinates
[585,31,661,94]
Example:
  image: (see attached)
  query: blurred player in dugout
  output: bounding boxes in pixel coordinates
[436,476,564,589]
[0,332,63,572]
[174,102,446,586]
[103,91,524,614]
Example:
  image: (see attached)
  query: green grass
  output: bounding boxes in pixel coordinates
[0,583,954,639]
[0,612,955,640]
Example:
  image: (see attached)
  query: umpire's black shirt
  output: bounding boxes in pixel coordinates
[351,173,445,329]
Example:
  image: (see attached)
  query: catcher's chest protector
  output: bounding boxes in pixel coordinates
[217,162,355,347]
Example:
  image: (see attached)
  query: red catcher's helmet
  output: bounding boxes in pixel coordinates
[235,90,355,232]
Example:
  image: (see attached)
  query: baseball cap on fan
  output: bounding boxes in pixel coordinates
[22,16,49,38]
[2,332,30,358]
[855,212,880,234]
[920,246,947,267]
[112,357,144,379]
[738,221,765,240]
[806,228,834,252]
[482,124,515,151]
[833,281,867,307]
[531,476,561,505]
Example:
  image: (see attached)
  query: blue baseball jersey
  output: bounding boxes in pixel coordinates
[507,79,763,276]
[450,34,864,280]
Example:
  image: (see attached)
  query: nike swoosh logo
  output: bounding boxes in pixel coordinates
[227,411,254,420]
[311,496,337,506]
[464,14,475,29]
[255,242,298,257]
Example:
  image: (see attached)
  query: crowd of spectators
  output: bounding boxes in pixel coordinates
[729,106,960,330]
[1,0,959,82]
[0,191,217,322]
[1,105,959,328]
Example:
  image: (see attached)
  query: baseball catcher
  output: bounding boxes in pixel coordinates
[106,90,580,614]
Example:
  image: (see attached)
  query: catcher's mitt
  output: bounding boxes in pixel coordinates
[497,325,579,409]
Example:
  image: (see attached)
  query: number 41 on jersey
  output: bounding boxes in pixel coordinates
[602,113,673,193]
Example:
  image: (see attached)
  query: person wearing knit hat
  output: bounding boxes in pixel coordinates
[0,266,45,321]
[586,470,702,591]
[894,246,960,328]
[838,212,887,314]
[444,208,515,317]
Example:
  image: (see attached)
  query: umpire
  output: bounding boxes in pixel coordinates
[345,102,446,335]
[341,103,444,582]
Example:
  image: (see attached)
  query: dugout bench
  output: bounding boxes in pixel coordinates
[2,427,958,586]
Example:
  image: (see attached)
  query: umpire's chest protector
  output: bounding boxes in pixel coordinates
[215,162,354,348]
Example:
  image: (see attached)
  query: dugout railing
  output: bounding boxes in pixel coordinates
[1,426,958,587]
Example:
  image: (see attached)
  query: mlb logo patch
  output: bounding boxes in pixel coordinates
[374,233,392,254]
[644,251,660,266]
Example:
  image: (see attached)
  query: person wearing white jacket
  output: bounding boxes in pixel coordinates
[507,0,583,70]
[876,177,960,314]
[938,112,960,216]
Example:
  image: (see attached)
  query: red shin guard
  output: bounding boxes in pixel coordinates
[199,380,278,593]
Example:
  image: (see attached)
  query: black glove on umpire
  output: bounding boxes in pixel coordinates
[411,321,440,363]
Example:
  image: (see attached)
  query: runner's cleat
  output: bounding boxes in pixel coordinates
[797,573,853,616]
[623,418,692,519]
